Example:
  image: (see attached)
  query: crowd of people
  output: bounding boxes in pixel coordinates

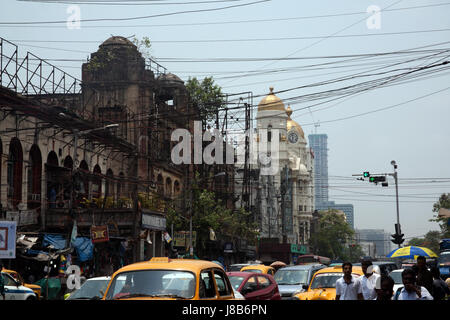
[335,256,450,300]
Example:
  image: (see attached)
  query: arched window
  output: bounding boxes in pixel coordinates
[105,168,114,199]
[174,180,180,195]
[27,145,42,210]
[267,125,272,142]
[92,164,102,199]
[63,155,73,169]
[46,151,59,209]
[79,160,89,198]
[157,174,163,195]
[7,138,23,210]
[166,177,172,197]
[117,172,125,199]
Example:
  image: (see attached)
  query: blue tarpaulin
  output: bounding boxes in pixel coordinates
[43,234,67,250]
[72,237,93,262]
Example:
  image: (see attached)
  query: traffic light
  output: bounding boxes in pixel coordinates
[391,233,405,245]
[369,176,386,183]
[363,172,370,178]
[391,223,405,245]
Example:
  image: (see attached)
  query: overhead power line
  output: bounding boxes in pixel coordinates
[10,28,450,44]
[0,0,270,24]
[5,1,450,27]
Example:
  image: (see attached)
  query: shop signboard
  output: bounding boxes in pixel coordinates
[173,231,197,248]
[142,212,166,231]
[0,221,16,259]
[290,244,307,254]
[91,225,109,243]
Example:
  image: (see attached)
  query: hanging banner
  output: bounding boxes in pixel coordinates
[163,232,172,243]
[91,225,109,243]
[0,221,17,259]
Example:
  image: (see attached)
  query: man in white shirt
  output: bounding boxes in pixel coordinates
[335,262,364,300]
[358,259,380,300]
[397,268,433,300]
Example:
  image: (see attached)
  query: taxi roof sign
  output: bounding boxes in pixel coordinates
[150,257,171,263]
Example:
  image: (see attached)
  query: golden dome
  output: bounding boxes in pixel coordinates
[258,87,286,112]
[286,105,305,138]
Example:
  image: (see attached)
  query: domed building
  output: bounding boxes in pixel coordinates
[252,87,315,263]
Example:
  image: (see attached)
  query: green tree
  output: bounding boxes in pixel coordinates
[131,36,153,60]
[407,237,425,247]
[310,210,356,261]
[165,173,258,257]
[429,193,450,238]
[185,77,225,123]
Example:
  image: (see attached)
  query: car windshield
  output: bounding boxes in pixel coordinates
[105,270,196,300]
[274,269,309,285]
[68,279,110,300]
[243,269,262,273]
[389,271,403,284]
[310,273,343,289]
[438,254,450,264]
[228,276,245,290]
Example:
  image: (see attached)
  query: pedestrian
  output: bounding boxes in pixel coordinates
[430,266,450,300]
[335,262,363,300]
[415,256,433,293]
[358,259,380,300]
[0,261,5,300]
[375,275,395,301]
[396,268,433,300]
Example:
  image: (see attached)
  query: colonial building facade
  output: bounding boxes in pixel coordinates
[236,87,315,263]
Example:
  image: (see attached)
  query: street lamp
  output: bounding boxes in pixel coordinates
[188,171,226,256]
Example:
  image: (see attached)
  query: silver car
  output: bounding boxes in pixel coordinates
[274,264,326,299]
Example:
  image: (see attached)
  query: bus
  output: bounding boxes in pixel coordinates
[296,255,331,266]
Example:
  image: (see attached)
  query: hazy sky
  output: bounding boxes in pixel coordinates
[1,0,449,241]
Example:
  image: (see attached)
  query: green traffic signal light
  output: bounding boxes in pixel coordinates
[363,172,370,177]
[369,177,375,182]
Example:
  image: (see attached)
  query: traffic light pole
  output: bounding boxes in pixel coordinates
[354,161,403,247]
[390,161,401,248]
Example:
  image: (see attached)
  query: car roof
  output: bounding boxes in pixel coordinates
[86,276,111,281]
[241,265,274,271]
[314,266,364,275]
[227,272,262,277]
[390,269,405,273]
[278,264,325,271]
[114,258,224,275]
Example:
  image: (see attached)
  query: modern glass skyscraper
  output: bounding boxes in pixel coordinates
[308,134,329,208]
[309,133,355,229]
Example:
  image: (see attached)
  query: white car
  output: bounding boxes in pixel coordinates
[1,272,37,300]
[388,269,404,296]
[65,276,113,300]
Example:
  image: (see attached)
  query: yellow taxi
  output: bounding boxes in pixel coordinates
[1,268,42,299]
[240,264,276,276]
[293,266,364,300]
[102,257,236,300]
